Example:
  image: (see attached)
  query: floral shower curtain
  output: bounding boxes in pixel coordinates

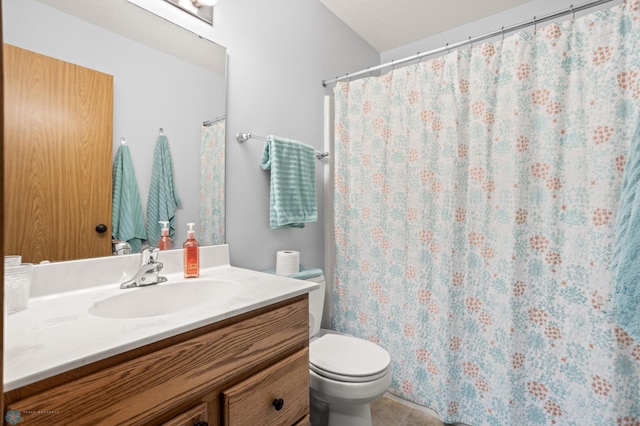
[332,3,640,425]
[200,119,226,245]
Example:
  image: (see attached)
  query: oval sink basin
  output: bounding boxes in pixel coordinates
[89,279,240,319]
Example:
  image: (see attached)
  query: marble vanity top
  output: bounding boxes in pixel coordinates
[4,245,318,391]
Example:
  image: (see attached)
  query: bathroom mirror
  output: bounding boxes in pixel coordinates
[3,0,227,263]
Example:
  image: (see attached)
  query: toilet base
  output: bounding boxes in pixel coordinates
[328,402,372,426]
[310,393,375,426]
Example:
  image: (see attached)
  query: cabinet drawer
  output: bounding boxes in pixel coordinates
[160,403,208,426]
[293,414,311,426]
[222,348,309,426]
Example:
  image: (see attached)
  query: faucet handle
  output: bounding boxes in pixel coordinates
[140,247,160,266]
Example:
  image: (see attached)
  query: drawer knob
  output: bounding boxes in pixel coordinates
[193,422,208,426]
[272,398,285,411]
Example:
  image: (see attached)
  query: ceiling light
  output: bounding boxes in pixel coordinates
[192,0,217,6]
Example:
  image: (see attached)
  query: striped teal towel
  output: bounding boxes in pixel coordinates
[112,145,146,253]
[146,135,181,247]
[261,135,317,229]
[612,122,640,341]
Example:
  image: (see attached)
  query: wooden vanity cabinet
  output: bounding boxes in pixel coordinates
[4,296,310,426]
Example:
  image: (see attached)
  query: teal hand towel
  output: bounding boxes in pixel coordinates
[146,135,181,247]
[263,265,324,280]
[112,145,146,253]
[261,135,317,229]
[612,122,640,341]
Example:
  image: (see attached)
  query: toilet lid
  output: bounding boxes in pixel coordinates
[309,334,391,383]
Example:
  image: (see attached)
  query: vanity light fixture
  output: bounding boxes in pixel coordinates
[164,0,215,25]
[192,0,218,6]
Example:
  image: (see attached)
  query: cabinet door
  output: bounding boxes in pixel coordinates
[4,43,113,263]
[293,415,311,426]
[222,349,309,426]
[160,403,209,426]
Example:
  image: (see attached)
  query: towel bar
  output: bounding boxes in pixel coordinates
[237,132,329,160]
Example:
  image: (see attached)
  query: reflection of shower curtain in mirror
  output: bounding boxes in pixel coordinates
[200,120,226,245]
[332,3,640,425]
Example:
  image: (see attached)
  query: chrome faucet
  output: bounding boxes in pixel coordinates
[120,248,168,289]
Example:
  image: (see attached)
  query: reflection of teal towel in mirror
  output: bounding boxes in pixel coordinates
[612,123,640,341]
[146,135,181,247]
[261,135,317,229]
[112,145,146,253]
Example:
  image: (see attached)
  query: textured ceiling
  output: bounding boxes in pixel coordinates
[318,0,531,52]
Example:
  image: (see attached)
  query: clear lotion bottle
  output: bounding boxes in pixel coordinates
[183,223,199,278]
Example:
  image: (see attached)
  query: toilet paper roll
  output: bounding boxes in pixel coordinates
[276,250,300,276]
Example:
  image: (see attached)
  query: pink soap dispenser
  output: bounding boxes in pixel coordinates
[183,223,199,278]
[158,221,172,251]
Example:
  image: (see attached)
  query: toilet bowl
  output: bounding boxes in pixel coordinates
[304,274,391,426]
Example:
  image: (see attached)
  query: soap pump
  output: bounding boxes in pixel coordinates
[183,222,199,278]
[158,221,172,251]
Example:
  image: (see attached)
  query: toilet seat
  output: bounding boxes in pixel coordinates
[309,334,391,383]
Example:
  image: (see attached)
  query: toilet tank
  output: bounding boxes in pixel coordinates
[306,274,326,338]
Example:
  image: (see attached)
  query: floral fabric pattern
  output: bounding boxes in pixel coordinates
[332,3,640,425]
[200,120,226,245]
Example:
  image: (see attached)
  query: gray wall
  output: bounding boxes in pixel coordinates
[213,0,379,271]
[3,0,226,245]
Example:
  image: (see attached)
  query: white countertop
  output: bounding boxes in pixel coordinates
[4,245,318,392]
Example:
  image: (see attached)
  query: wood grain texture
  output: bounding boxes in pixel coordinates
[160,403,208,426]
[5,297,309,425]
[3,44,113,263]
[1,9,5,424]
[223,348,309,426]
[293,415,311,426]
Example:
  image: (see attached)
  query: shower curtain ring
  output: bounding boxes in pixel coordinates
[501,26,505,42]
[533,16,537,34]
[570,5,575,23]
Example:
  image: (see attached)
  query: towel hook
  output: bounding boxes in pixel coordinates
[159,127,164,136]
[121,137,126,145]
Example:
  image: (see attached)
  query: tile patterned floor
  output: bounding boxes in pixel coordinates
[371,396,446,426]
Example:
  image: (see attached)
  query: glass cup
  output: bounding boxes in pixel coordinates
[4,255,22,267]
[5,263,33,314]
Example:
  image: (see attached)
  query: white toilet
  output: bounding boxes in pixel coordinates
[305,274,392,426]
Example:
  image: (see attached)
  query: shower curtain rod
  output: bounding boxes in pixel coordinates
[236,132,330,160]
[322,0,617,87]
[203,116,225,126]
